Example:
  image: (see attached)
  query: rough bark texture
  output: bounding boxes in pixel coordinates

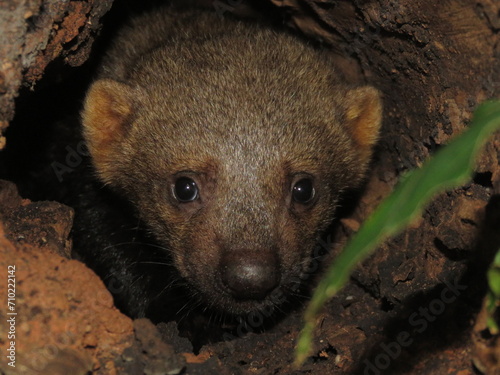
[0,0,113,149]
[0,0,500,374]
[266,1,500,373]
[270,0,500,172]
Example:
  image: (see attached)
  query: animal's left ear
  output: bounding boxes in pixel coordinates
[344,86,383,160]
[81,79,137,185]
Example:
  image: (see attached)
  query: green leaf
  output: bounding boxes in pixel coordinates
[488,267,500,297]
[486,248,500,333]
[295,100,500,366]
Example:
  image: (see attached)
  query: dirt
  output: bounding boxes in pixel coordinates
[0,0,500,374]
[0,181,185,375]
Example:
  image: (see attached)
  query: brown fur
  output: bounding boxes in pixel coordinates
[81,5,382,315]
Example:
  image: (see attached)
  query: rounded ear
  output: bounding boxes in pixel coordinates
[344,86,383,161]
[81,79,134,184]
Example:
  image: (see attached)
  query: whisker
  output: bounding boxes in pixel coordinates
[104,241,170,252]
[138,261,174,266]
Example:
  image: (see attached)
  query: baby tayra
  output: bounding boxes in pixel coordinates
[81,4,382,316]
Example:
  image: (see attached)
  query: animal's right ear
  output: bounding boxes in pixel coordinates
[81,79,134,184]
[343,86,383,162]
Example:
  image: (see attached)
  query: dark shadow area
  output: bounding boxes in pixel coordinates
[350,193,500,375]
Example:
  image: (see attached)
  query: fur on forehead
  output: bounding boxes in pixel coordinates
[81,9,382,189]
[82,79,381,187]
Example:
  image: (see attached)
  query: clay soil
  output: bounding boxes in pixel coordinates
[1,0,500,374]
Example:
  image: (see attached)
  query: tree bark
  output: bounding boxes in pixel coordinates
[267,0,500,372]
[0,0,113,149]
[270,0,500,170]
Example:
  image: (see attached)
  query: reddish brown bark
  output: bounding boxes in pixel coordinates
[0,0,113,149]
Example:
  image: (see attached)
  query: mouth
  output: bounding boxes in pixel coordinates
[190,274,303,317]
[206,295,280,317]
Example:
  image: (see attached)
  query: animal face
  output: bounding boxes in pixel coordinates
[81,15,382,315]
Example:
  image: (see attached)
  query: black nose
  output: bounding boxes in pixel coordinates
[220,251,280,300]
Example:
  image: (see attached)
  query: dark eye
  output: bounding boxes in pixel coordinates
[173,177,199,202]
[292,178,315,204]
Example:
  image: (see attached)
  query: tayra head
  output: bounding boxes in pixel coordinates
[82,21,382,316]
